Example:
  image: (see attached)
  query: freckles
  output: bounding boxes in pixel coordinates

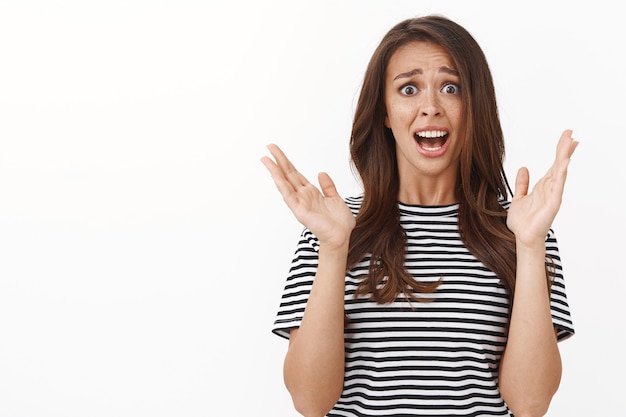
[451,102,464,119]
[388,101,413,120]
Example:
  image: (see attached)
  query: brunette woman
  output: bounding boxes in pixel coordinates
[261,15,577,417]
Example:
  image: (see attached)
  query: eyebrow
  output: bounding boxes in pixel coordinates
[393,66,459,81]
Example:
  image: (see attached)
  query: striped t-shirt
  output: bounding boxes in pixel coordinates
[272,195,574,416]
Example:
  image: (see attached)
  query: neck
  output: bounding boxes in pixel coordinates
[397,175,458,206]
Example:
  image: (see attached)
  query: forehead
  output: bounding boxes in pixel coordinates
[387,41,455,74]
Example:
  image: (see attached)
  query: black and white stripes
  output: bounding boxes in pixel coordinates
[272,195,574,416]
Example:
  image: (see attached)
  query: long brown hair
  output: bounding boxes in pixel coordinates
[348,15,542,303]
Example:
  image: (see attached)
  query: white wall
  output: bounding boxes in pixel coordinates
[0,1,621,415]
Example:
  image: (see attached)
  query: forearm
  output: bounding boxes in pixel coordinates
[284,244,348,416]
[499,242,562,416]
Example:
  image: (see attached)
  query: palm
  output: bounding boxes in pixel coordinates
[261,144,356,248]
[507,130,579,245]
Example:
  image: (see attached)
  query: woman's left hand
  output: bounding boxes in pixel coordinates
[506,129,579,247]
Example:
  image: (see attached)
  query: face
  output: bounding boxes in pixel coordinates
[384,41,464,194]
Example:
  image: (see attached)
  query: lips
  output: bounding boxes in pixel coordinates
[414,130,449,151]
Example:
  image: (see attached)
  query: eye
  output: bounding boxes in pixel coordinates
[400,84,418,96]
[441,82,461,95]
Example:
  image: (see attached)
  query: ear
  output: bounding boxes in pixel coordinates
[384,114,390,128]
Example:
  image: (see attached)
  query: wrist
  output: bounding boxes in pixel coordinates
[516,239,545,251]
[319,240,351,257]
[515,237,546,259]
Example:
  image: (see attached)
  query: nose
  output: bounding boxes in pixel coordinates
[420,90,442,116]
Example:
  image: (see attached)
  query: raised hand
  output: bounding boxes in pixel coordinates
[506,129,579,247]
[261,144,356,249]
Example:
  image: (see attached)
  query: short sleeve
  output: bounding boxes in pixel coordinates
[271,227,320,340]
[546,228,575,341]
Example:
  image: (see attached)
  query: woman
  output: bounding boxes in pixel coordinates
[261,15,577,417]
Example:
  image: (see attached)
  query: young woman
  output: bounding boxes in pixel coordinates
[261,15,578,417]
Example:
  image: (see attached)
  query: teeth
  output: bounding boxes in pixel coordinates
[415,130,447,138]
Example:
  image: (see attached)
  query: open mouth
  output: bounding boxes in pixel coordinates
[414,130,449,151]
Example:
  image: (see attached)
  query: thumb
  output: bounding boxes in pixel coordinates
[514,167,530,199]
[318,172,339,198]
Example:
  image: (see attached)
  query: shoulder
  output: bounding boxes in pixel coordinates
[498,199,511,211]
[345,194,364,216]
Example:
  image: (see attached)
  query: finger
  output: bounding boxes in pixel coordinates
[552,130,579,185]
[513,166,530,199]
[556,129,579,162]
[569,140,580,158]
[260,154,298,197]
[260,154,283,180]
[266,144,308,188]
[318,172,339,198]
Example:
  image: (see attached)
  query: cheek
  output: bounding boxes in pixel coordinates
[384,97,393,128]
[447,100,464,125]
[385,101,412,126]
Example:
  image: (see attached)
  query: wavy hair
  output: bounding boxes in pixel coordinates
[348,15,549,303]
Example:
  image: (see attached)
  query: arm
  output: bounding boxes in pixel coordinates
[499,130,578,417]
[499,241,561,417]
[284,244,347,416]
[261,144,355,416]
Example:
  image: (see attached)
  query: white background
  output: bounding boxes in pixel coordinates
[0,1,622,416]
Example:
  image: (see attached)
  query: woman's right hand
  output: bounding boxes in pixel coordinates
[261,144,356,249]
